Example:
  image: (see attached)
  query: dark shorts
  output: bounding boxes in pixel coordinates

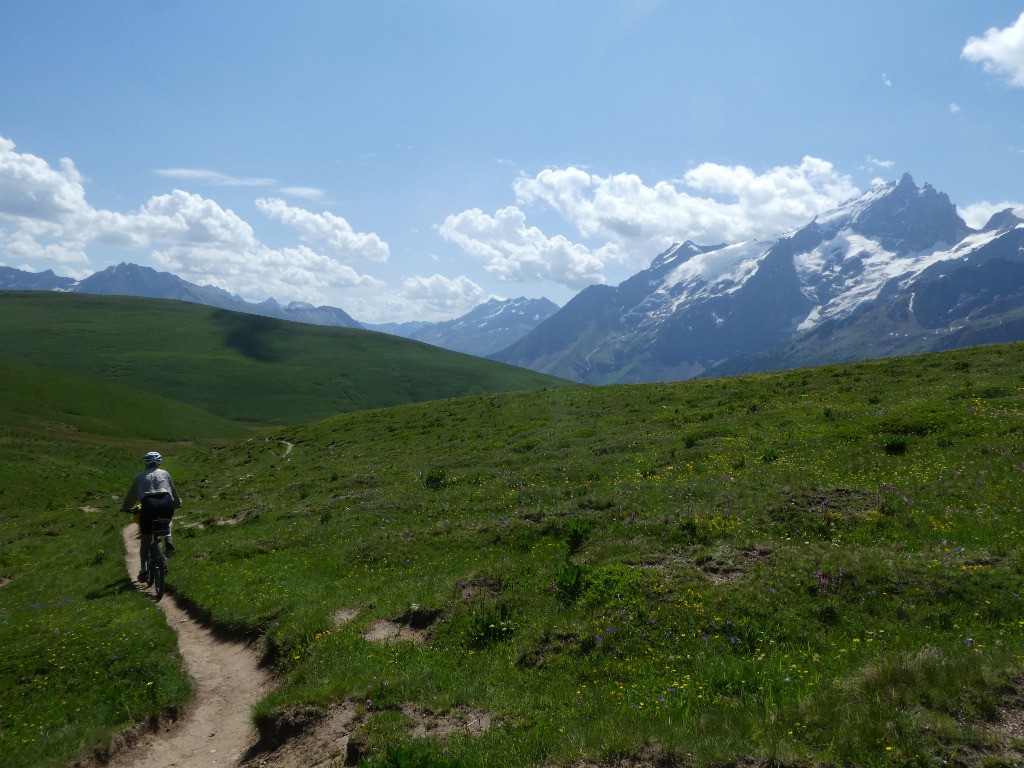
[139,493,176,535]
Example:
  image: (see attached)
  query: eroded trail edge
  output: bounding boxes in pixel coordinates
[110,526,273,768]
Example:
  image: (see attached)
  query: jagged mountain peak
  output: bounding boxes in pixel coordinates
[458,296,558,322]
[895,171,920,192]
[841,173,967,250]
[981,208,1024,233]
[78,262,191,293]
[495,172,1024,385]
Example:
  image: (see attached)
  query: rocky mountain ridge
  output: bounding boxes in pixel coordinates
[492,174,1024,383]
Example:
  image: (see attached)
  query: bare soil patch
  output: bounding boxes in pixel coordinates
[403,703,492,738]
[971,686,1024,765]
[363,605,441,646]
[697,545,772,584]
[332,607,360,626]
[248,701,493,768]
[627,545,771,585]
[364,620,427,646]
[457,577,504,600]
[177,509,252,531]
[769,487,877,531]
[516,632,582,669]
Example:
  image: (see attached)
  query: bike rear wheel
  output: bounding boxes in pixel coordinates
[149,539,167,599]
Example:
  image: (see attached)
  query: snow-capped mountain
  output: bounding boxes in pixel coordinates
[365,297,560,356]
[493,174,1024,384]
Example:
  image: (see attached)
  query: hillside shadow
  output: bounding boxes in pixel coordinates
[212,311,285,363]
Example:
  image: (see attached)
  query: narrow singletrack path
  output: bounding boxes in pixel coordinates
[110,526,273,768]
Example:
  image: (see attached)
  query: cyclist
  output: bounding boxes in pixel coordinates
[120,451,182,582]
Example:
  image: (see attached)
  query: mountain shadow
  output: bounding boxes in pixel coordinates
[213,310,286,362]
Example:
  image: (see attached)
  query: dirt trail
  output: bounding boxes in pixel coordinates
[109,526,274,768]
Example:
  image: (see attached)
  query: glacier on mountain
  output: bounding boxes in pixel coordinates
[494,172,1024,385]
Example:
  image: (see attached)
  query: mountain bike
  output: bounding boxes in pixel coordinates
[146,517,172,600]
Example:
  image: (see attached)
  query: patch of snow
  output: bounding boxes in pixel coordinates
[658,240,768,301]
[794,231,965,332]
[620,240,768,325]
[815,181,895,228]
[946,227,1004,256]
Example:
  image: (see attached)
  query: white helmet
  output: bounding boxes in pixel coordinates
[143,451,163,466]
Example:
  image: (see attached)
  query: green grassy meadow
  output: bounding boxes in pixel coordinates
[165,345,1024,768]
[0,292,572,424]
[0,357,253,440]
[5,313,1024,766]
[0,368,234,767]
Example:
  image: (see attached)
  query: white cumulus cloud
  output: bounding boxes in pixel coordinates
[957,200,1024,229]
[152,243,382,306]
[135,190,259,247]
[0,137,97,265]
[137,196,386,304]
[438,205,609,287]
[463,156,861,285]
[963,12,1024,87]
[0,136,91,230]
[256,198,389,262]
[401,273,487,307]
[342,273,490,324]
[0,135,386,305]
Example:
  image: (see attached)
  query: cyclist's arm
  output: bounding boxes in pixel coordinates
[168,476,182,508]
[119,477,140,513]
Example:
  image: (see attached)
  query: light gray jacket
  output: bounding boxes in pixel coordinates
[120,467,182,512]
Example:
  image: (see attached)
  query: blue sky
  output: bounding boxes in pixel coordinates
[2,1,1022,323]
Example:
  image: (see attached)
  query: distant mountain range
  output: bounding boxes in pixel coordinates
[6,173,1023,384]
[0,262,363,328]
[364,297,560,357]
[0,262,558,357]
[492,174,1024,383]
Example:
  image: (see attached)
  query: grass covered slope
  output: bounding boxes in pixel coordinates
[162,343,1024,767]
[0,353,251,767]
[0,292,573,425]
[0,432,196,768]
[0,357,253,440]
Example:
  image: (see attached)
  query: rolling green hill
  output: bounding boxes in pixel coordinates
[168,344,1024,767]
[0,356,253,440]
[0,292,574,425]
[6,341,1024,767]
